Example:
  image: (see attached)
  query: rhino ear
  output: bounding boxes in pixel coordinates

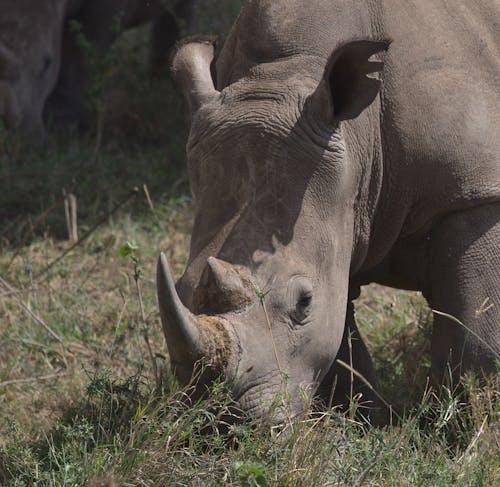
[171,36,220,114]
[311,40,390,123]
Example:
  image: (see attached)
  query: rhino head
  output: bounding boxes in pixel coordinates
[0,0,70,138]
[158,36,387,422]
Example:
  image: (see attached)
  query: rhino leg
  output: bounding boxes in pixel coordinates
[316,301,380,422]
[150,1,197,78]
[427,202,500,385]
[44,25,87,130]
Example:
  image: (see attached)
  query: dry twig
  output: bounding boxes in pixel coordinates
[0,371,69,388]
[0,276,64,343]
[34,187,139,282]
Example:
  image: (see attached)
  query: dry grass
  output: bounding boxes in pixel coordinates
[1,197,498,485]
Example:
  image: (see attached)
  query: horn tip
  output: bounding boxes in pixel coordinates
[157,252,172,287]
[157,252,166,271]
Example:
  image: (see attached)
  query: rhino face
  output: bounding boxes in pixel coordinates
[0,1,67,138]
[158,39,387,421]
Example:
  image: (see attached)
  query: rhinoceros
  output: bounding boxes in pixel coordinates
[158,0,500,422]
[0,0,196,138]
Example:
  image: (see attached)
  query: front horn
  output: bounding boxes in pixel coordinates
[171,36,220,113]
[157,253,204,365]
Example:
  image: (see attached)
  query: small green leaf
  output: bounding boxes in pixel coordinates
[231,461,268,487]
[118,240,139,257]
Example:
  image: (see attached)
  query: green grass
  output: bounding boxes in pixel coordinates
[0,1,499,484]
[1,196,498,486]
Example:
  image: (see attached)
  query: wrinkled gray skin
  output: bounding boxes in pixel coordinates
[158,0,500,422]
[0,0,196,139]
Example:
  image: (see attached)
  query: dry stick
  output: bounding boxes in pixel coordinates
[1,338,71,363]
[63,188,72,241]
[0,276,64,344]
[69,193,78,242]
[0,371,69,388]
[348,331,354,421]
[432,309,500,360]
[63,188,78,242]
[63,189,79,242]
[458,415,488,465]
[135,274,159,390]
[327,372,339,410]
[34,187,139,283]
[0,288,28,297]
[143,184,164,229]
[143,183,155,211]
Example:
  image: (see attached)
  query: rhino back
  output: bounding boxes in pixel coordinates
[376,0,499,245]
[217,0,498,86]
[216,0,499,270]
[216,0,379,86]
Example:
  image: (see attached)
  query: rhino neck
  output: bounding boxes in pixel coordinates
[339,98,385,276]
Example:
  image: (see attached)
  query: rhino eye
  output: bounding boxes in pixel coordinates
[298,293,312,309]
[293,290,313,324]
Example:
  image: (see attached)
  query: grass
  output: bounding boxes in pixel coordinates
[0,0,499,484]
[1,194,498,486]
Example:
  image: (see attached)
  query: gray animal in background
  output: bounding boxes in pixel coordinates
[0,0,196,139]
[158,0,500,422]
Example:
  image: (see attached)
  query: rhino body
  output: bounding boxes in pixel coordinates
[159,0,500,421]
[0,0,196,138]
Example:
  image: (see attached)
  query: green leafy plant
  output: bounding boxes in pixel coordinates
[231,461,269,487]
